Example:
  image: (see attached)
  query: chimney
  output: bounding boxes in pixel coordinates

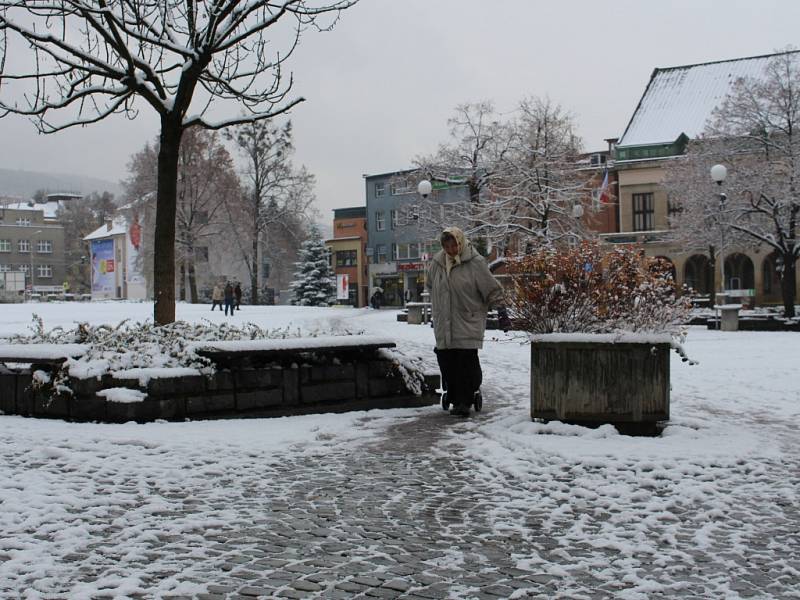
[105,218,113,232]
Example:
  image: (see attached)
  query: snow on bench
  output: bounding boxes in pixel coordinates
[0,343,88,365]
[190,335,397,362]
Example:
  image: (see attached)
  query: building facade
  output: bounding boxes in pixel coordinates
[608,51,800,307]
[365,169,470,307]
[0,204,66,296]
[326,206,368,307]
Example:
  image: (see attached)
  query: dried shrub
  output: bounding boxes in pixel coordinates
[507,242,691,334]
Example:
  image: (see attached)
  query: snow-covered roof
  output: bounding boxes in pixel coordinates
[2,200,61,219]
[84,218,126,241]
[617,52,795,148]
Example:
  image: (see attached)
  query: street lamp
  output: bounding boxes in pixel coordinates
[417,179,432,198]
[710,164,727,327]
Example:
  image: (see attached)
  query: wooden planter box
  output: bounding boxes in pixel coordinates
[531,334,671,432]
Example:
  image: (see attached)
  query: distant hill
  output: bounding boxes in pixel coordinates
[0,168,123,200]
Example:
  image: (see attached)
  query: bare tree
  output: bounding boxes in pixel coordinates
[702,49,800,316]
[0,0,357,324]
[662,144,755,296]
[225,119,315,304]
[482,96,589,252]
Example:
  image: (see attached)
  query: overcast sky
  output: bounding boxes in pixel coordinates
[1,0,799,219]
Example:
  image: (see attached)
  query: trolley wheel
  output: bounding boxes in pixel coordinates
[441,391,449,411]
[473,390,483,412]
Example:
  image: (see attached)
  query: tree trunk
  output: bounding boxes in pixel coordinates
[251,229,260,305]
[179,262,186,301]
[153,119,183,325]
[781,252,796,318]
[188,258,198,303]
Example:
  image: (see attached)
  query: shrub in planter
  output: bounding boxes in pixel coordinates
[507,242,692,432]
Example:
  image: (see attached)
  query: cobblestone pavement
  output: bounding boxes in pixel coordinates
[68,400,796,600]
[3,391,799,599]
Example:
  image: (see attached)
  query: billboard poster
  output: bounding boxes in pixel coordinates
[91,238,115,293]
[126,216,145,284]
[336,273,350,300]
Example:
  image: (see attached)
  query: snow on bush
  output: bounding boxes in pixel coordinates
[507,242,692,336]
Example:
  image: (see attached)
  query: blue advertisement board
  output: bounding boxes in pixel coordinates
[91,239,115,293]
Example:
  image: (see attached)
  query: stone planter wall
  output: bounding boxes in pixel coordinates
[531,340,670,432]
[0,356,439,423]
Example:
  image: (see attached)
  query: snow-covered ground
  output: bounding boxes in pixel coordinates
[1,302,798,599]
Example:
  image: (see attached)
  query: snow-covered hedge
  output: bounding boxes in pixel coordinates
[507,242,691,336]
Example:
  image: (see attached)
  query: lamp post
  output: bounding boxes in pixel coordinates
[710,164,727,328]
[417,180,433,320]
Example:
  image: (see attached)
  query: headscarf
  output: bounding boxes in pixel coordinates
[441,226,468,276]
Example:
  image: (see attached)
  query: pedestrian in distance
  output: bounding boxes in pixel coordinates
[234,282,242,311]
[211,282,224,311]
[223,281,235,316]
[425,227,512,417]
[404,288,413,304]
[370,286,383,310]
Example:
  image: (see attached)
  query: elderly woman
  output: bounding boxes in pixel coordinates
[425,227,511,417]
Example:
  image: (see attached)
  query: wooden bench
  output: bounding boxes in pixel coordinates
[190,335,397,368]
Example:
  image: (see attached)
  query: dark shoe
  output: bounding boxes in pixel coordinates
[449,405,470,417]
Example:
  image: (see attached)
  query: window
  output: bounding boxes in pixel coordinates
[196,246,209,262]
[376,244,387,263]
[395,243,421,260]
[36,240,53,253]
[195,211,209,225]
[17,239,30,253]
[0,240,10,253]
[0,264,10,272]
[37,264,52,278]
[18,264,29,273]
[376,211,385,231]
[15,217,31,227]
[632,193,654,231]
[375,183,386,198]
[336,250,357,267]
[390,209,400,229]
[390,179,413,195]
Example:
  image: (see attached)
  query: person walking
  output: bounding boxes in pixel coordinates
[425,227,511,417]
[234,282,242,311]
[223,281,235,316]
[211,283,224,311]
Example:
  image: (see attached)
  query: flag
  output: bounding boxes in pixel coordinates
[598,168,610,204]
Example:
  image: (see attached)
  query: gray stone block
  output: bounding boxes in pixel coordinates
[34,391,70,418]
[368,360,395,378]
[310,364,355,382]
[301,381,355,404]
[237,388,283,411]
[368,377,405,398]
[0,371,16,414]
[147,374,206,397]
[69,375,112,396]
[186,395,207,415]
[207,370,234,392]
[234,368,282,389]
[155,397,185,421]
[70,395,107,421]
[15,372,34,416]
[105,398,140,423]
[355,362,369,398]
[206,393,235,413]
[284,368,300,405]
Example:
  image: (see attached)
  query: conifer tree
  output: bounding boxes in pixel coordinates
[290,228,335,306]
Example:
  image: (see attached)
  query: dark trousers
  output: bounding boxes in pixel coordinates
[434,348,482,408]
[211,300,222,311]
[224,300,234,316]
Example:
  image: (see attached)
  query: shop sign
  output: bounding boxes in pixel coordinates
[398,262,424,272]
